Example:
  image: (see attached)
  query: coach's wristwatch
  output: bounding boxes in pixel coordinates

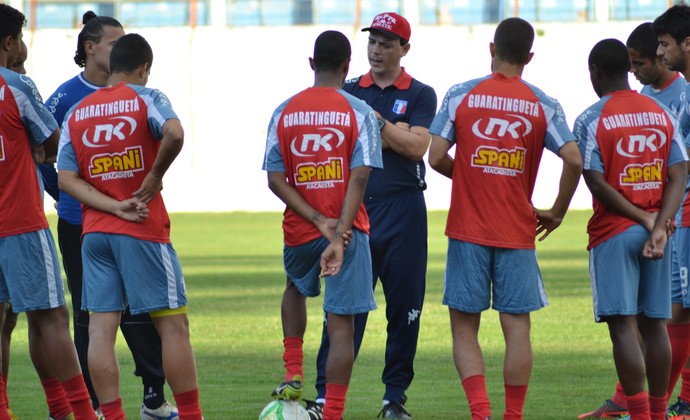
[377,116,386,130]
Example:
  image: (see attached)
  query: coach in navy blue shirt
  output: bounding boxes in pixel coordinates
[310,11,437,420]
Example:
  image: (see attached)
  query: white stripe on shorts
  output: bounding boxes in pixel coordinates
[160,243,178,308]
[589,252,599,321]
[535,250,549,306]
[38,230,59,307]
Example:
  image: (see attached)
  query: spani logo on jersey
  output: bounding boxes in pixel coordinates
[615,129,667,158]
[294,157,344,190]
[471,145,526,177]
[290,128,345,157]
[88,145,144,181]
[619,158,664,191]
[81,116,138,149]
[471,115,533,141]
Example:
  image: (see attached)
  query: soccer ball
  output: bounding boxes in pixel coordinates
[259,400,310,420]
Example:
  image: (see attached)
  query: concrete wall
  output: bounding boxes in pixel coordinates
[26,21,648,212]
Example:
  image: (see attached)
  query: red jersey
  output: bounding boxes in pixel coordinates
[59,84,179,243]
[0,70,59,237]
[263,87,382,247]
[429,73,576,249]
[574,90,686,249]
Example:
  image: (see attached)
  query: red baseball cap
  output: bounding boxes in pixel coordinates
[361,12,411,43]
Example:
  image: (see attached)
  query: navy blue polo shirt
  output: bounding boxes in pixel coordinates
[343,68,437,201]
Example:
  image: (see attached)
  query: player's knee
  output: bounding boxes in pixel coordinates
[151,307,190,338]
[28,305,71,331]
[3,312,18,334]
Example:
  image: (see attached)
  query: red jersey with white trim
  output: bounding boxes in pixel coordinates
[0,69,59,237]
[574,90,687,249]
[58,84,179,243]
[263,87,382,247]
[429,73,576,249]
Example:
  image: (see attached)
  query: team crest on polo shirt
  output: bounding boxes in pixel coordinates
[392,99,407,114]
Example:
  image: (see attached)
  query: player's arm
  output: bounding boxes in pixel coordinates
[583,169,657,229]
[267,171,341,241]
[39,164,60,202]
[644,161,687,259]
[534,141,583,240]
[132,119,184,203]
[379,116,430,161]
[42,128,60,160]
[58,170,149,222]
[428,134,453,179]
[320,165,370,277]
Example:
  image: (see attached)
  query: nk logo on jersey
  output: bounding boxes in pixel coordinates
[620,159,663,191]
[616,129,667,158]
[290,128,345,157]
[81,116,138,148]
[88,145,144,180]
[472,115,533,141]
[294,157,344,189]
[471,145,526,176]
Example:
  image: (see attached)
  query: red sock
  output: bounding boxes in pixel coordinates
[283,337,303,381]
[626,390,650,420]
[462,375,491,420]
[504,384,528,420]
[2,375,8,410]
[681,368,690,402]
[323,383,347,420]
[650,394,668,420]
[668,324,690,396]
[41,378,72,419]
[173,388,203,420]
[99,398,125,420]
[612,381,627,408]
[61,375,97,420]
[0,377,10,420]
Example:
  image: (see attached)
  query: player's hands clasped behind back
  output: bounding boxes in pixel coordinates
[316,217,352,248]
[643,226,668,260]
[314,216,352,277]
[133,171,164,203]
[320,239,344,278]
[114,198,149,223]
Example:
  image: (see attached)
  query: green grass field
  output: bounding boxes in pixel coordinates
[3,210,646,419]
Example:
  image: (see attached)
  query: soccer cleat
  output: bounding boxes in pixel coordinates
[48,414,75,420]
[141,401,179,420]
[305,399,324,420]
[578,399,628,418]
[271,375,303,401]
[670,398,690,416]
[621,411,690,420]
[377,401,412,419]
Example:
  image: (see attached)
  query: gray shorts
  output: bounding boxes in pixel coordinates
[443,238,548,314]
[283,229,376,315]
[590,224,671,322]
